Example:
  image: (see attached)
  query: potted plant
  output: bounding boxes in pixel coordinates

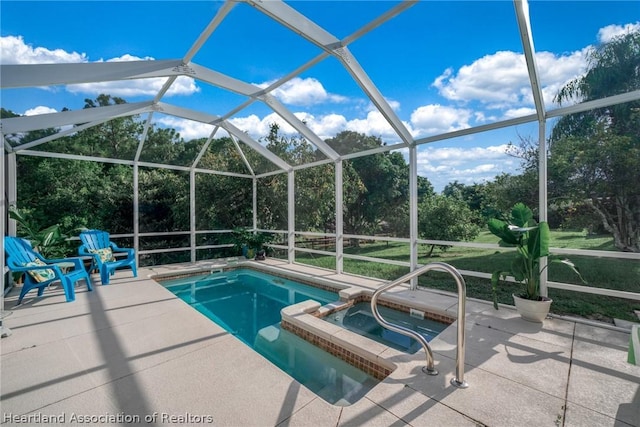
[231,227,273,260]
[8,205,70,258]
[7,206,73,284]
[487,203,585,322]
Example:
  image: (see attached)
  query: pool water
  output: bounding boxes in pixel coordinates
[160,269,380,405]
[324,302,450,354]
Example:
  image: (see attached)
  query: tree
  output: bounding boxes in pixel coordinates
[138,168,189,232]
[418,194,481,257]
[483,172,538,216]
[139,126,186,165]
[325,131,412,242]
[386,175,435,238]
[550,31,640,251]
[443,180,494,222]
[68,94,143,159]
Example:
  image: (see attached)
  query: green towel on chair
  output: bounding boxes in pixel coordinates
[629,325,640,365]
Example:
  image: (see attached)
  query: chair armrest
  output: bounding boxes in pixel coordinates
[78,245,104,266]
[7,262,64,276]
[109,243,135,257]
[78,244,93,256]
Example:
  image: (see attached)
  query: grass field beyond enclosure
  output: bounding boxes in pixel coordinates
[288,230,640,323]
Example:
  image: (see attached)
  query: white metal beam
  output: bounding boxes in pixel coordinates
[16,149,252,179]
[229,134,255,176]
[190,170,197,263]
[134,113,154,162]
[153,2,236,103]
[248,0,415,146]
[0,135,9,337]
[12,117,114,151]
[152,102,222,126]
[191,130,218,170]
[335,160,344,274]
[514,0,545,121]
[259,93,339,161]
[183,1,237,64]
[220,120,292,172]
[409,145,418,289]
[288,170,295,263]
[133,164,140,268]
[0,60,183,89]
[188,63,265,97]
[547,89,640,118]
[1,101,153,134]
[538,119,549,296]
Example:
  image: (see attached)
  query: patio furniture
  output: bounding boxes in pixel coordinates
[4,236,92,304]
[78,229,137,285]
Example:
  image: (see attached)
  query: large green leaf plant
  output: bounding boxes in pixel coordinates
[487,203,584,309]
[8,205,70,258]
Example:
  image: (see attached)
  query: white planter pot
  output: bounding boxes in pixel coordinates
[512,294,553,323]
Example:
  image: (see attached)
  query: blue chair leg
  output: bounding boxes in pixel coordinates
[101,267,110,285]
[18,287,30,304]
[84,275,93,292]
[61,277,75,302]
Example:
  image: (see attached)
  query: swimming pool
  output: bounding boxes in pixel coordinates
[160,269,380,405]
[323,302,450,354]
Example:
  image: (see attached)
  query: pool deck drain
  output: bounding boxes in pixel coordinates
[1,258,638,426]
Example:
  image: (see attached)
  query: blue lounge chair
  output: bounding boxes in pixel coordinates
[4,236,92,304]
[78,230,137,285]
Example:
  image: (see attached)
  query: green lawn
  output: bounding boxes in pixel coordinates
[286,230,639,323]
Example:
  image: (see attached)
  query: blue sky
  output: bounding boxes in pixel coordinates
[1,1,639,191]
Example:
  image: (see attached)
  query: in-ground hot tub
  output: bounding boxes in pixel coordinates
[323,301,452,354]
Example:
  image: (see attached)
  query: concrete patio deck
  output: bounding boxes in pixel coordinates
[1,259,638,426]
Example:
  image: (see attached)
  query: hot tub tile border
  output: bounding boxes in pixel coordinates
[282,320,393,381]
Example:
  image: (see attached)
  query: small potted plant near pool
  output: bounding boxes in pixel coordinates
[487,203,585,322]
[231,227,273,260]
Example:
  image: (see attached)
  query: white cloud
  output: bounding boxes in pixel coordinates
[427,21,638,116]
[154,116,222,141]
[502,107,537,119]
[364,98,401,113]
[419,145,510,164]
[433,49,589,111]
[228,111,348,142]
[163,111,347,145]
[346,110,412,143]
[416,144,518,191]
[409,104,472,137]
[223,104,480,148]
[226,109,406,147]
[0,35,87,64]
[598,22,640,43]
[24,106,57,116]
[257,77,348,106]
[536,50,589,106]
[387,99,401,111]
[23,106,74,132]
[433,51,530,107]
[223,108,402,145]
[228,113,297,141]
[294,112,348,140]
[106,54,155,63]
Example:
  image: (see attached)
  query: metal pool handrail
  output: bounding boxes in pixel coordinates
[370,262,469,388]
